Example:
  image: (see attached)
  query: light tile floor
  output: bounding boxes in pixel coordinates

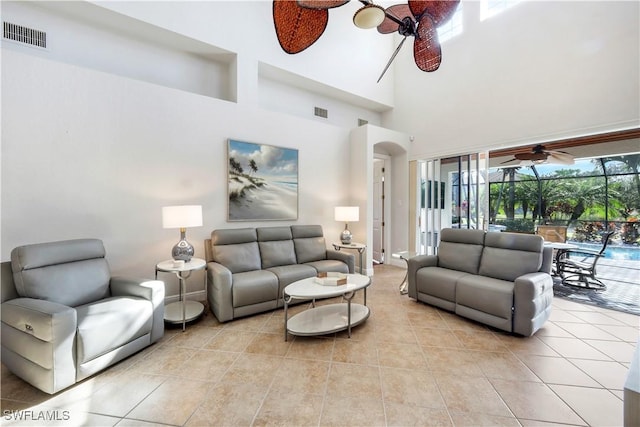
[1,265,638,426]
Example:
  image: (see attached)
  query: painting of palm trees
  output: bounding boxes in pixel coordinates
[227,139,298,221]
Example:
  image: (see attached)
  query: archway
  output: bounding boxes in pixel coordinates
[349,125,410,275]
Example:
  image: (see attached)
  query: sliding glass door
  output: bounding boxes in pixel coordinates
[410,152,489,254]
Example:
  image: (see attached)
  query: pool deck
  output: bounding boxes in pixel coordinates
[554,256,640,315]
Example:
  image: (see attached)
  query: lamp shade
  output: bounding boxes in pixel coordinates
[335,206,359,222]
[162,205,203,229]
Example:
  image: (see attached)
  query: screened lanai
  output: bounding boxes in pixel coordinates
[488,154,640,247]
[410,129,640,314]
[487,152,640,314]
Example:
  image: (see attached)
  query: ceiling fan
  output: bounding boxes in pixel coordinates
[502,145,576,166]
[272,0,460,82]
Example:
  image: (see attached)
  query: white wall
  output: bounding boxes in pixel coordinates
[2,1,234,100]
[0,0,401,300]
[92,0,396,108]
[386,1,640,160]
[349,125,410,274]
[1,50,352,298]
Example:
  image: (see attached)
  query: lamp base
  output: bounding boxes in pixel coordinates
[340,229,352,245]
[172,229,194,262]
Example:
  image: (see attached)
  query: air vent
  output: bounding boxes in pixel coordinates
[3,22,47,49]
[358,118,368,126]
[314,107,328,119]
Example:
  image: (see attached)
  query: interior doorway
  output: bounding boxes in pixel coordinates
[372,157,386,264]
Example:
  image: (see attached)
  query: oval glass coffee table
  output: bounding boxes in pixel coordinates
[283,274,371,341]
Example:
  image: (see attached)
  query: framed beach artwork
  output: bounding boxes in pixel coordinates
[227,139,299,221]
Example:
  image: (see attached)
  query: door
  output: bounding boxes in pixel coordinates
[414,153,489,254]
[373,158,385,263]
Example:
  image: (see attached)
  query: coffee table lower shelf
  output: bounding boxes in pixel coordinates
[286,303,370,337]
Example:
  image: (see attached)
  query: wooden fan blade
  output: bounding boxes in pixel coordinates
[413,14,441,72]
[273,0,328,54]
[547,152,575,165]
[297,0,350,10]
[377,4,411,34]
[500,158,519,165]
[515,152,547,162]
[377,36,408,83]
[409,0,460,25]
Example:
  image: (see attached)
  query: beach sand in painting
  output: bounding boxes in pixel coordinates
[228,174,297,220]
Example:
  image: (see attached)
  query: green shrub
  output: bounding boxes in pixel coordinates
[494,219,535,233]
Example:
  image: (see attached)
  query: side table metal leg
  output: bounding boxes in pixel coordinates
[347,299,352,338]
[179,273,186,332]
[284,293,290,342]
[399,258,409,295]
[344,291,355,338]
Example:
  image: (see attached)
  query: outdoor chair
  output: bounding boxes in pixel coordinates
[556,231,615,290]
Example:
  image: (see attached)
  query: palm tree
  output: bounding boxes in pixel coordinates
[249,159,258,176]
[229,157,243,175]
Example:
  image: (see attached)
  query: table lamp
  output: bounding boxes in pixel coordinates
[335,206,359,245]
[162,205,203,262]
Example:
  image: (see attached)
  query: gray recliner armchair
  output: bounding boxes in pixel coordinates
[1,239,165,394]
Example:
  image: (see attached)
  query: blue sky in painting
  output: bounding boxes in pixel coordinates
[228,139,298,183]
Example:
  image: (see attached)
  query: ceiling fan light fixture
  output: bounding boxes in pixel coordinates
[353,4,385,29]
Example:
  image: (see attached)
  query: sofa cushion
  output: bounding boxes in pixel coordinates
[291,225,324,239]
[266,264,316,292]
[211,228,261,273]
[257,226,293,242]
[438,229,485,274]
[479,232,543,282]
[211,228,257,245]
[415,266,470,304]
[11,239,111,307]
[456,274,515,321]
[257,227,297,268]
[291,225,327,263]
[232,270,279,307]
[76,296,152,364]
[259,241,297,268]
[213,242,261,273]
[294,237,327,263]
[304,259,349,275]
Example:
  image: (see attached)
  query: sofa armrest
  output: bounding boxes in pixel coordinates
[1,298,77,393]
[111,277,164,301]
[326,250,355,274]
[1,297,76,342]
[110,277,165,342]
[207,261,234,322]
[407,255,438,298]
[513,272,554,336]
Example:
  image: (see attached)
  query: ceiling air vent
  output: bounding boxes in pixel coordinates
[3,22,47,49]
[358,118,368,126]
[314,107,328,119]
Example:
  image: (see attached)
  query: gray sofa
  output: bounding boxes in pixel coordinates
[204,225,355,322]
[1,239,165,394]
[408,228,554,336]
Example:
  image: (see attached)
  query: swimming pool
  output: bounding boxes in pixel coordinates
[570,242,640,261]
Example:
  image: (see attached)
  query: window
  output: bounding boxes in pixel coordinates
[437,3,463,43]
[487,153,640,238]
[481,0,522,21]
